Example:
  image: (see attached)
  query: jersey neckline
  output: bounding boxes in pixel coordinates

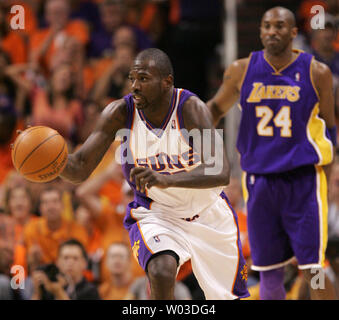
[137,88,177,138]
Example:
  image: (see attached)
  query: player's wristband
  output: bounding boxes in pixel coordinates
[326,125,337,147]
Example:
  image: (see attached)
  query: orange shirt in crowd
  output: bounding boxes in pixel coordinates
[0,31,27,64]
[94,197,145,282]
[0,120,24,184]
[99,277,134,300]
[29,20,89,69]
[24,217,89,264]
[13,215,37,273]
[0,213,36,274]
[31,87,83,139]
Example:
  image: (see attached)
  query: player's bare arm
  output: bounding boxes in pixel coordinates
[60,100,127,184]
[312,59,336,181]
[207,58,249,126]
[312,60,336,129]
[131,96,230,192]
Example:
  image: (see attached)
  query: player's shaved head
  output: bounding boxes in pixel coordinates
[135,48,174,78]
[262,6,296,28]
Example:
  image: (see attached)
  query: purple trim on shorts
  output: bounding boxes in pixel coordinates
[123,202,154,271]
[220,192,250,299]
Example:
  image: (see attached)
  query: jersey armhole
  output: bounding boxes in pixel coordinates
[176,89,196,130]
[123,95,136,129]
[309,56,320,100]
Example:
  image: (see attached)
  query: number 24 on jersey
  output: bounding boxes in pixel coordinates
[256,106,292,137]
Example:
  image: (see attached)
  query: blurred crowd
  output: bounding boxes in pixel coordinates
[0,0,338,300]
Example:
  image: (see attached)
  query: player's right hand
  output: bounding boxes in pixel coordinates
[130,167,170,192]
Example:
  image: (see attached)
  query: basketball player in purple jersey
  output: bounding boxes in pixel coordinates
[59,48,249,299]
[208,7,337,299]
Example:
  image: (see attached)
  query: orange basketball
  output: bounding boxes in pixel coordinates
[11,126,68,183]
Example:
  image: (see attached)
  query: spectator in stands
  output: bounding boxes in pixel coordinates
[31,239,100,300]
[76,165,144,282]
[0,245,23,299]
[29,0,89,73]
[99,242,134,299]
[24,186,88,270]
[88,0,152,59]
[77,100,101,143]
[91,44,135,108]
[17,62,84,143]
[74,203,103,283]
[4,185,36,272]
[0,50,30,117]
[49,35,86,98]
[310,17,339,76]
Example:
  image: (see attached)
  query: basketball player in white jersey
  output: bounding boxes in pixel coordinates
[60,48,249,300]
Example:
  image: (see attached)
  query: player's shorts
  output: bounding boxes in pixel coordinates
[242,165,328,271]
[123,192,249,300]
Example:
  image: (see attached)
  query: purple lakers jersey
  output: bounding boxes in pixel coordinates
[238,50,333,174]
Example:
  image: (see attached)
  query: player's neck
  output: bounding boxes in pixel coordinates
[142,87,174,128]
[264,47,296,71]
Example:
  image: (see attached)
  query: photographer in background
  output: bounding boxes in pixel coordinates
[31,239,100,300]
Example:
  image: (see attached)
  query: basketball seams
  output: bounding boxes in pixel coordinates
[18,133,60,171]
[12,126,45,166]
[23,141,66,175]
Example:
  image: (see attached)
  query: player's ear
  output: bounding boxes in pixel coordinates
[163,74,174,89]
[291,27,298,39]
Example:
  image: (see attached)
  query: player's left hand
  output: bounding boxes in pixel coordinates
[130,167,170,192]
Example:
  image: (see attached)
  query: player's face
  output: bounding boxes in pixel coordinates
[260,12,297,55]
[128,59,164,110]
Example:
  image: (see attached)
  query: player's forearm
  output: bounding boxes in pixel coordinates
[165,163,230,189]
[60,153,91,184]
[206,100,226,127]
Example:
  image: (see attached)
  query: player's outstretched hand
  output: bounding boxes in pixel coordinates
[130,167,170,192]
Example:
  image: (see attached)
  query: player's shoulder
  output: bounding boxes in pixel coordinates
[230,57,250,71]
[101,98,128,121]
[311,58,333,92]
[311,58,332,77]
[225,56,251,88]
[181,94,212,129]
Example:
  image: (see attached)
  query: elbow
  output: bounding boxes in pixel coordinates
[60,154,90,185]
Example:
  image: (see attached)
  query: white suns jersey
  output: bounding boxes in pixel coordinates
[120,88,223,218]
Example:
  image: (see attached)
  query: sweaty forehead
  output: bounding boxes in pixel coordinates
[262,8,293,25]
[131,58,159,74]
